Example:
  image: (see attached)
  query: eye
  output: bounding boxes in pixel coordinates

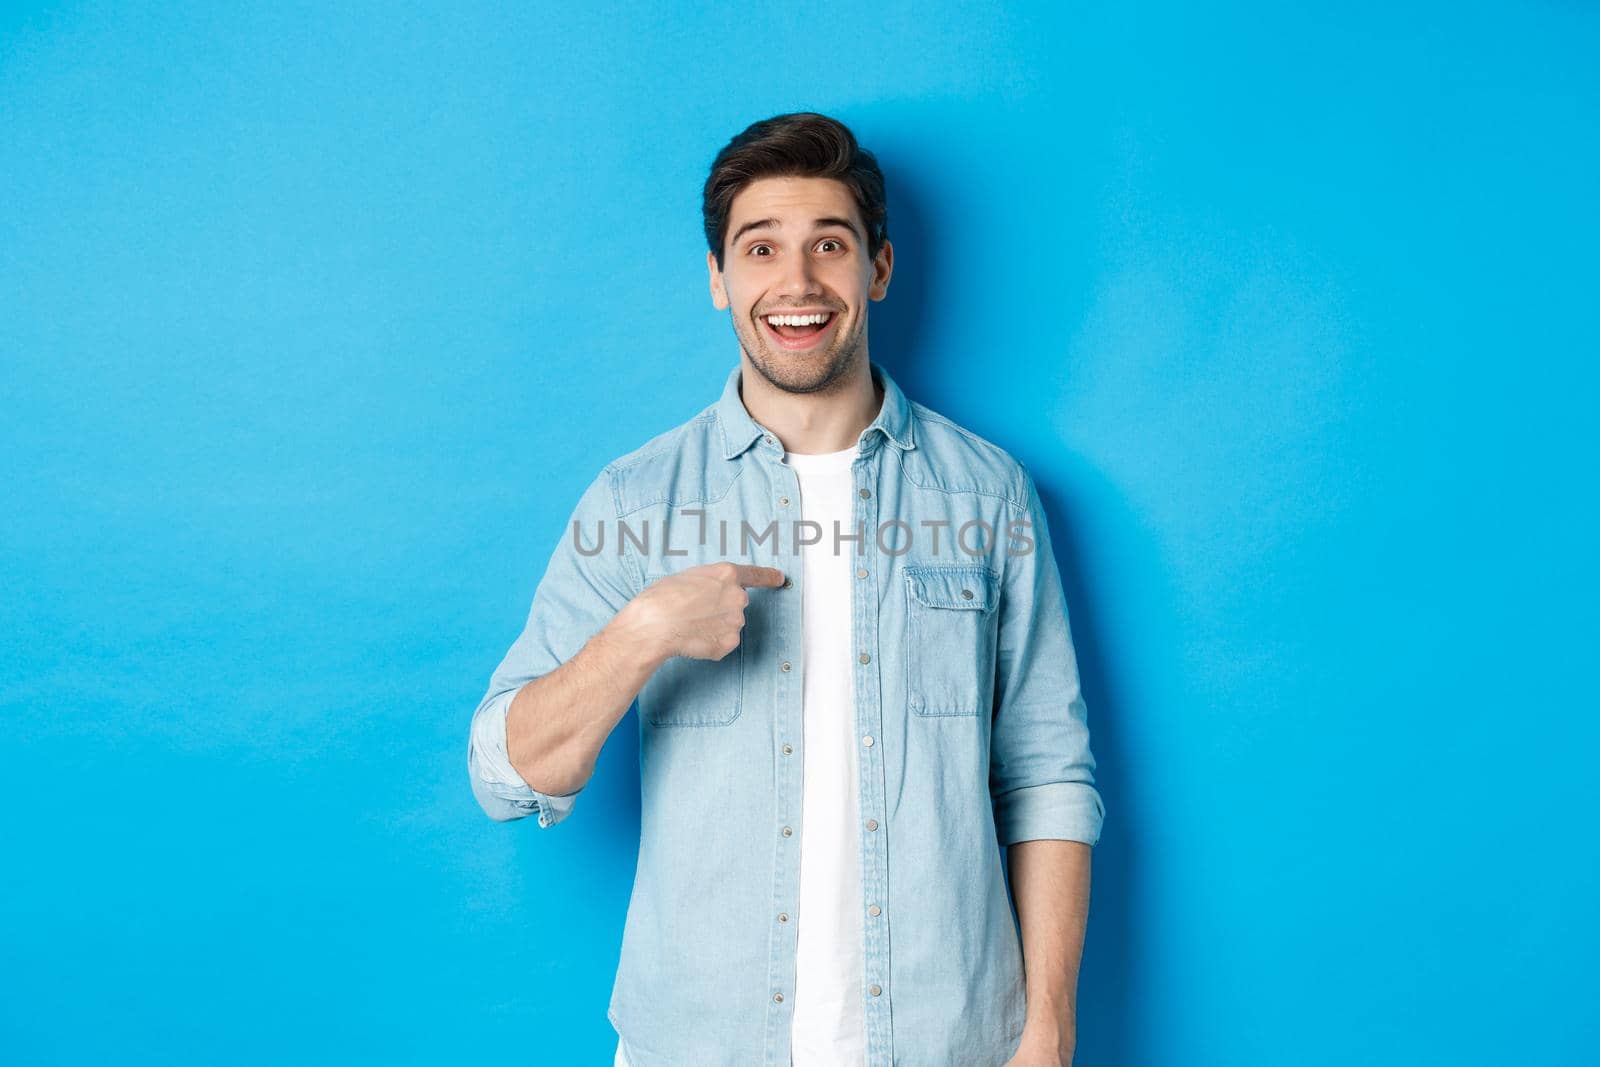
[749,243,774,257]
[816,238,844,253]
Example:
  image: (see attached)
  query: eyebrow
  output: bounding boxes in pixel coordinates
[729,215,864,248]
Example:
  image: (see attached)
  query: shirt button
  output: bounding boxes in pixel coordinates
[960,587,974,599]
[855,567,868,579]
[774,991,784,1003]
[778,496,790,506]
[868,904,881,916]
[763,435,774,444]
[782,743,793,755]
[862,735,874,747]
[858,487,871,499]
[781,660,792,672]
[781,576,792,588]
[782,825,793,837]
[778,912,789,923]
[858,652,870,665]
[869,984,882,996]
[865,818,878,831]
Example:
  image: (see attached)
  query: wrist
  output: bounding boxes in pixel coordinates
[1021,1009,1076,1049]
[604,601,672,672]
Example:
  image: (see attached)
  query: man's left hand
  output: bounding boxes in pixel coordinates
[1001,1023,1075,1066]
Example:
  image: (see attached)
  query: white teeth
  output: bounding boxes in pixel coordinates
[765,312,832,327]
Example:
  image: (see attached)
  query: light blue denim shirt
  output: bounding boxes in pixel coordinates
[468,359,1105,1066]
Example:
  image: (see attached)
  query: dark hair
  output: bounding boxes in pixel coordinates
[702,112,888,271]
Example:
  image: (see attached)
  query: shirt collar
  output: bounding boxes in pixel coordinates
[714,358,917,461]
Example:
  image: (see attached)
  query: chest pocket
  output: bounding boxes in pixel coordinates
[904,563,999,717]
[636,571,744,727]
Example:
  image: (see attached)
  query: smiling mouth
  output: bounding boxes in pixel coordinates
[760,310,839,351]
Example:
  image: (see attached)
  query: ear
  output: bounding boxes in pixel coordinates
[708,250,729,310]
[868,239,894,301]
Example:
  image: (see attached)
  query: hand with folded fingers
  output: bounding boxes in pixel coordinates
[624,561,786,662]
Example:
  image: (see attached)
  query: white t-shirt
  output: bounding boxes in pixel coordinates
[616,442,866,1066]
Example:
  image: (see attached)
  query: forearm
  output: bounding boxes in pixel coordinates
[1009,839,1092,1044]
[506,602,667,796]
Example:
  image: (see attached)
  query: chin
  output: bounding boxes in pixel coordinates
[755,345,860,396]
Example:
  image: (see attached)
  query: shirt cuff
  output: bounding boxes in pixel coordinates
[992,780,1105,847]
[468,688,581,827]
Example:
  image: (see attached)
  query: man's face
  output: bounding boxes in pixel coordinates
[708,176,893,394]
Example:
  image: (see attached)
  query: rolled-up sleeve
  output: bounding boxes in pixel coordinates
[467,464,639,826]
[988,465,1106,847]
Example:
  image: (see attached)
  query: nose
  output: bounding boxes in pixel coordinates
[775,249,824,299]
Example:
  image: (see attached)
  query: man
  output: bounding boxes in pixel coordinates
[468,112,1104,1067]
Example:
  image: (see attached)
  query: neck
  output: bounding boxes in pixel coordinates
[739,356,883,456]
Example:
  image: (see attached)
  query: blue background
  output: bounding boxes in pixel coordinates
[4,2,1596,1064]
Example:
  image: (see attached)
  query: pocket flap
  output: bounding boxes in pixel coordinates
[905,565,995,611]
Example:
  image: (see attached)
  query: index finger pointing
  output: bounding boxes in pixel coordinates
[734,564,787,588]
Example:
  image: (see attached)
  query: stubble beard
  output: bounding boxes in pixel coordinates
[736,306,865,398]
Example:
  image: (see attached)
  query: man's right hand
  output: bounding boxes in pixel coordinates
[618,561,786,663]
